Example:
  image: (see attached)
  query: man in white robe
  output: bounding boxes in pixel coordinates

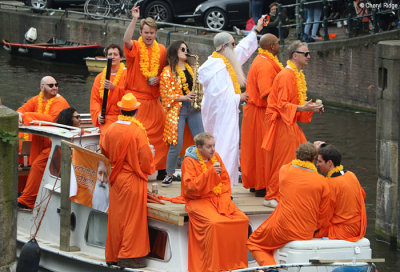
[198,17,265,186]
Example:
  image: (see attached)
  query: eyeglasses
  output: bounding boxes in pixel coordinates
[295,51,310,57]
[180,47,189,53]
[43,83,59,88]
[73,115,81,119]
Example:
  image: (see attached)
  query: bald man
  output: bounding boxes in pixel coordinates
[198,16,265,186]
[240,34,283,196]
[17,76,69,209]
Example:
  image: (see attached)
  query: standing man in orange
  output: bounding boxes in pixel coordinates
[17,76,69,209]
[315,144,367,241]
[123,5,168,179]
[100,93,155,268]
[90,44,127,133]
[240,34,282,197]
[247,142,330,266]
[262,41,324,208]
[181,132,249,272]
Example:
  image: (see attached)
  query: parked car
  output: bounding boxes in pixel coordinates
[193,0,251,30]
[134,0,206,23]
[23,0,84,9]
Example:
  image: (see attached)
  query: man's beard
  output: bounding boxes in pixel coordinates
[221,47,246,87]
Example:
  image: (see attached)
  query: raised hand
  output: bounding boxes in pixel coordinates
[131,4,140,20]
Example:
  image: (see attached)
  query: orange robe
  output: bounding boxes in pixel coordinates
[124,41,168,170]
[315,170,367,241]
[17,94,69,209]
[100,119,155,262]
[240,53,282,190]
[181,149,249,272]
[90,68,127,132]
[247,163,330,265]
[262,68,314,201]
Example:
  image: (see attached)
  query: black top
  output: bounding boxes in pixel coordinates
[183,69,193,92]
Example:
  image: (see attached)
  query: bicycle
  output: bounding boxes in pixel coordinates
[84,0,134,20]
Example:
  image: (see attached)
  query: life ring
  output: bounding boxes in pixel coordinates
[263,14,270,26]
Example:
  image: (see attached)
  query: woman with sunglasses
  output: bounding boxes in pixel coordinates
[159,40,204,186]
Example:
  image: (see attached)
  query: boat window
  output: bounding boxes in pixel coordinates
[85,210,108,247]
[148,226,171,261]
[49,145,61,177]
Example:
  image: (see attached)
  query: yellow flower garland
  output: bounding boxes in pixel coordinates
[99,63,125,99]
[195,148,222,196]
[38,91,56,114]
[212,51,241,94]
[291,159,317,173]
[258,48,284,70]
[118,115,149,144]
[326,165,344,179]
[212,182,223,196]
[138,37,160,79]
[286,60,307,105]
[175,62,194,95]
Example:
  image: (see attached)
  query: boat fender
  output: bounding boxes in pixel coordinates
[332,266,369,272]
[43,52,56,59]
[3,44,11,52]
[17,48,28,54]
[16,238,41,272]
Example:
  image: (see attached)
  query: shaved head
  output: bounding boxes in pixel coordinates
[40,76,55,85]
[259,34,280,55]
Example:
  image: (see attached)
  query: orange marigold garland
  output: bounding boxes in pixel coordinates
[118,115,149,144]
[175,62,194,95]
[195,147,221,195]
[99,63,125,99]
[258,48,284,70]
[326,165,344,179]
[291,159,317,173]
[38,91,56,114]
[212,51,241,94]
[138,37,160,79]
[287,60,307,105]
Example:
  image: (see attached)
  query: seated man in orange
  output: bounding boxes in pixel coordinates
[315,144,367,241]
[17,76,69,209]
[181,132,249,272]
[90,44,127,133]
[100,93,155,269]
[247,142,330,266]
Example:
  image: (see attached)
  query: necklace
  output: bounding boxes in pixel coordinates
[291,159,317,172]
[175,62,194,95]
[118,115,149,144]
[138,37,160,79]
[258,48,283,70]
[99,63,125,99]
[194,148,221,195]
[286,60,307,105]
[326,165,344,179]
[38,91,56,114]
[212,51,241,94]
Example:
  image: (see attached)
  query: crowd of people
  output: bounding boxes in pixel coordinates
[13,3,368,271]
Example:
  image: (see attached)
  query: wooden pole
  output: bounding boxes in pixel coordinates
[60,140,72,251]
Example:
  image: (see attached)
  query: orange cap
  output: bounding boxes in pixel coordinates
[117,93,141,111]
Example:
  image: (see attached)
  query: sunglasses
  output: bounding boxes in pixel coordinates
[295,51,310,57]
[180,47,189,53]
[44,83,59,88]
[73,115,81,119]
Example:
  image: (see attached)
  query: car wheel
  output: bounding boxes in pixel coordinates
[29,0,52,9]
[204,8,228,30]
[144,0,172,22]
[84,0,111,19]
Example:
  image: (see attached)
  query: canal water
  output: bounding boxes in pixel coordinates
[1,49,399,271]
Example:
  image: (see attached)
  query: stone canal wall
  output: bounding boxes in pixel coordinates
[1,8,400,111]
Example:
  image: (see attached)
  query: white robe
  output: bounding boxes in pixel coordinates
[198,31,258,186]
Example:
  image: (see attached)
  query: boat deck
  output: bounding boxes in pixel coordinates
[146,181,273,226]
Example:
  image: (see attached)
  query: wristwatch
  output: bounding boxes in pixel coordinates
[254,28,261,34]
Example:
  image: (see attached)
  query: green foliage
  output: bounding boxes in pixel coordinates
[0,128,18,145]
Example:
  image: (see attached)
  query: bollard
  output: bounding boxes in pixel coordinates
[0,106,18,272]
[376,40,400,248]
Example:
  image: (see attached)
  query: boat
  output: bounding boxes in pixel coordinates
[84,56,126,73]
[2,38,103,64]
[16,118,378,272]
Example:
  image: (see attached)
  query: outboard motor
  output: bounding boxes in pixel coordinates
[16,238,41,272]
[23,27,37,44]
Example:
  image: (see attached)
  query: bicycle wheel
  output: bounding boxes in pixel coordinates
[84,0,111,20]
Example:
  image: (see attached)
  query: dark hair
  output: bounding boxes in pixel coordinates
[318,144,342,167]
[166,40,192,76]
[57,107,77,126]
[121,109,138,116]
[105,44,124,58]
[296,142,317,162]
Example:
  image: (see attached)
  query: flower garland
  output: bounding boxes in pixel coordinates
[291,159,317,173]
[138,37,160,79]
[212,182,222,196]
[175,62,194,95]
[99,63,125,99]
[286,60,307,105]
[118,115,149,144]
[195,147,222,195]
[38,91,56,114]
[326,165,344,179]
[212,51,241,94]
[258,48,283,70]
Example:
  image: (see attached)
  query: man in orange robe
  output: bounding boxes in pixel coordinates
[240,34,282,196]
[123,6,168,175]
[261,40,324,208]
[17,76,69,209]
[181,132,249,272]
[315,144,367,241]
[100,93,155,268]
[247,142,330,266]
[90,44,127,133]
